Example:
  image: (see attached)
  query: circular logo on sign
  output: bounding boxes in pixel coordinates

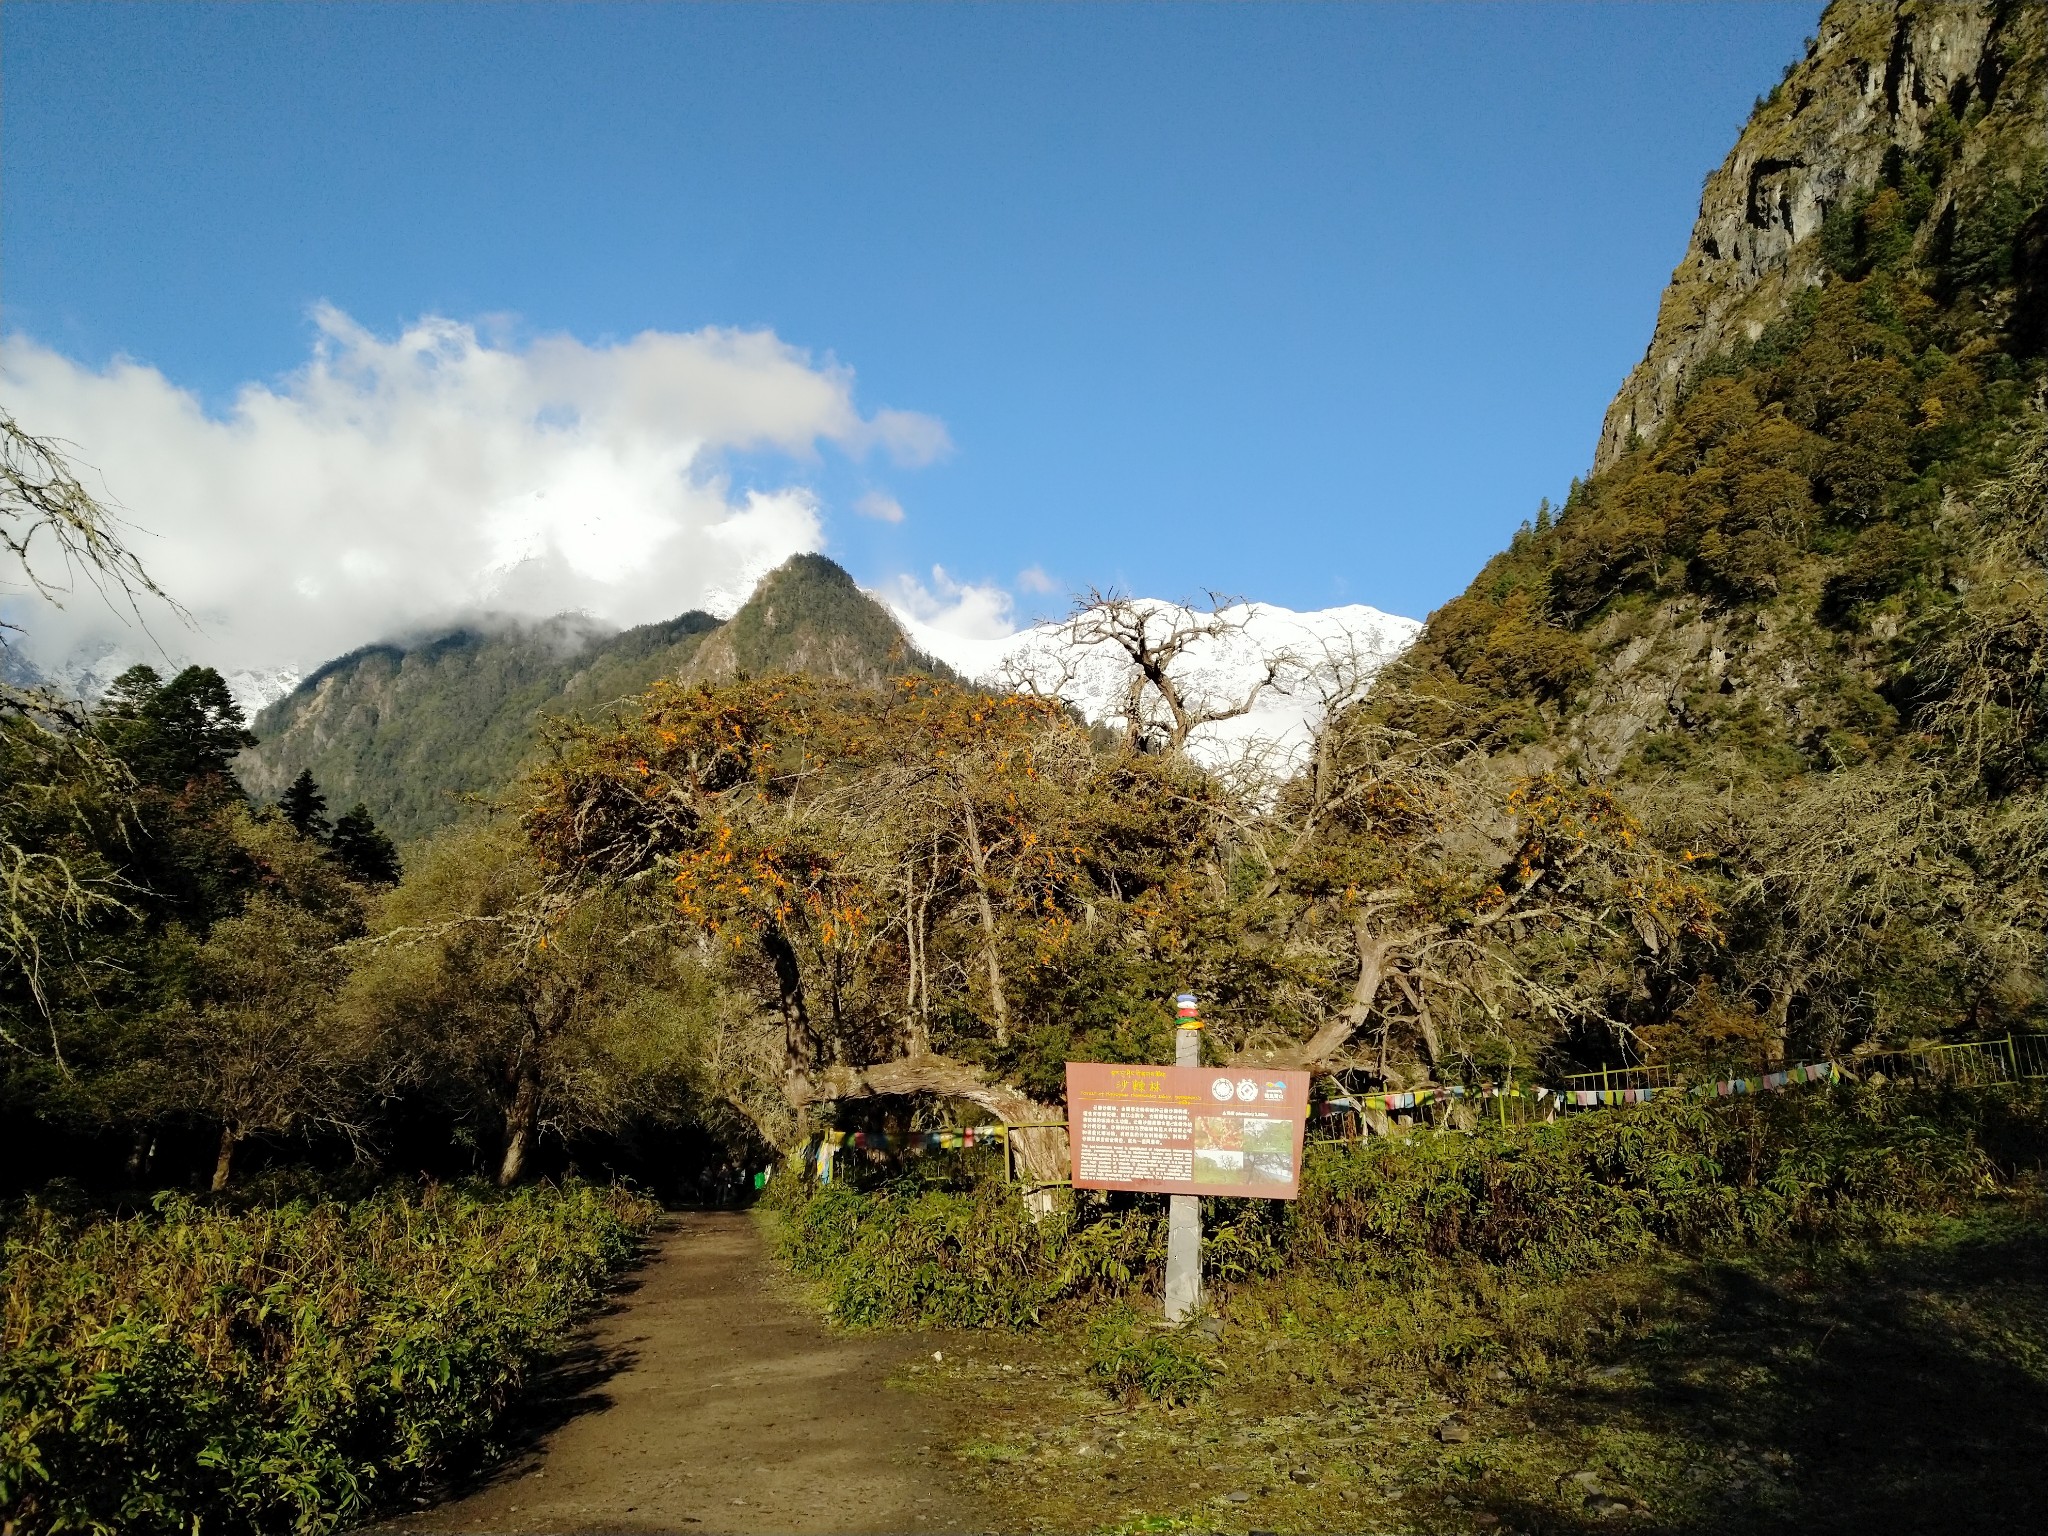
[1210,1077,1235,1101]
[1235,1078,1259,1102]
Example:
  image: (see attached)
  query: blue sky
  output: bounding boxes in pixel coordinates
[3,1,1822,663]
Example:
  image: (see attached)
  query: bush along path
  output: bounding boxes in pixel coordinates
[384,1210,986,1536]
[0,1183,656,1536]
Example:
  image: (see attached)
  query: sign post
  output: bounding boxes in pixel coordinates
[1064,994,1310,1327]
[1165,993,1203,1323]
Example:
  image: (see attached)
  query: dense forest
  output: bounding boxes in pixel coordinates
[7,2,2048,1532]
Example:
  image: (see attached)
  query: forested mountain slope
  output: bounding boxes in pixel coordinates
[238,555,948,842]
[1375,0,2048,1060]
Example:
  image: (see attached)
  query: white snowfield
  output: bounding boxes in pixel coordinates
[36,643,301,723]
[890,598,1421,775]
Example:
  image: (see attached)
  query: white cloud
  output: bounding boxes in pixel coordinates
[1016,564,1060,596]
[1,308,948,678]
[881,565,1018,641]
[865,409,953,467]
[855,490,907,524]
[878,566,1020,684]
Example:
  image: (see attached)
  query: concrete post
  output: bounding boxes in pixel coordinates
[1164,995,1203,1323]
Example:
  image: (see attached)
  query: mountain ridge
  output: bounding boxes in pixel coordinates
[235,555,952,842]
[237,553,1424,845]
[1597,0,2041,469]
[1378,0,2048,1056]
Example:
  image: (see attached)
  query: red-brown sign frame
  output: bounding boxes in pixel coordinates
[1065,1061,1310,1199]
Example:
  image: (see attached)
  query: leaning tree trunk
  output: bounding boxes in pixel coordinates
[1259,914,1402,1069]
[211,1122,241,1192]
[498,1054,543,1186]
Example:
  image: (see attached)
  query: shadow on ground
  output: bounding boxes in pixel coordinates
[383,1272,649,1520]
[1481,1225,2048,1535]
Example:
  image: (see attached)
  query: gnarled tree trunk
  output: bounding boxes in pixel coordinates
[211,1122,240,1192]
[1260,914,1402,1069]
[499,1036,543,1186]
[958,797,1011,1046]
[1766,981,1793,1068]
[788,1050,1069,1213]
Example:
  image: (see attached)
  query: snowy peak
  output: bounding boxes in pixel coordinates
[222,667,305,721]
[31,641,300,722]
[890,597,1420,770]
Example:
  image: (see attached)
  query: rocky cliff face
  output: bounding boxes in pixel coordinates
[1596,0,2037,470]
[1378,0,2048,1055]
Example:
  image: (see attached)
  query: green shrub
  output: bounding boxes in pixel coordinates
[768,1086,2018,1334]
[1084,1306,1218,1404]
[765,1178,1160,1328]
[1280,1087,1997,1282]
[0,1181,656,1536]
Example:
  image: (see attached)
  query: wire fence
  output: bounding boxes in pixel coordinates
[1307,1035,2048,1143]
[1558,1062,1689,1094]
[1855,1034,2048,1088]
[790,1036,2048,1179]
[1545,1035,2048,1097]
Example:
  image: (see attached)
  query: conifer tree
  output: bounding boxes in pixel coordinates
[278,769,330,840]
[330,802,402,885]
[100,665,255,791]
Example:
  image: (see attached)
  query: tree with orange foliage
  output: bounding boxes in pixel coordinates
[523,673,1220,1186]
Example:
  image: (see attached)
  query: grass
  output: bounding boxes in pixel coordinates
[892,1204,2048,1534]
[0,1180,657,1536]
[771,1084,2048,1533]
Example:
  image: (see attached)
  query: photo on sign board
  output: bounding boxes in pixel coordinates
[1192,1115,1246,1184]
[1247,1152,1293,1186]
[1194,1149,1248,1184]
[1241,1115,1292,1155]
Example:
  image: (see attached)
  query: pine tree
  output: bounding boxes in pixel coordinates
[153,668,256,780]
[100,663,164,717]
[329,802,402,885]
[99,665,256,791]
[278,769,331,841]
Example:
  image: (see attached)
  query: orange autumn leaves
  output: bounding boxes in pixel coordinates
[523,671,1720,1086]
[523,674,1219,1068]
[1506,772,1720,953]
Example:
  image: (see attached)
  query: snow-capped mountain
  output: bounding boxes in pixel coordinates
[890,598,1420,773]
[1,640,49,693]
[36,645,136,708]
[32,641,301,722]
[220,667,305,720]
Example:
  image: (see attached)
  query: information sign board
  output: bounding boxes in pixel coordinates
[1065,1062,1311,1200]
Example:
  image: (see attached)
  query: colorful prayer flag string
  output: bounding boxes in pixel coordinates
[1320,1062,1843,1122]
[1688,1060,1839,1100]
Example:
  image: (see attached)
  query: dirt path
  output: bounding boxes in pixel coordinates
[385,1211,987,1536]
